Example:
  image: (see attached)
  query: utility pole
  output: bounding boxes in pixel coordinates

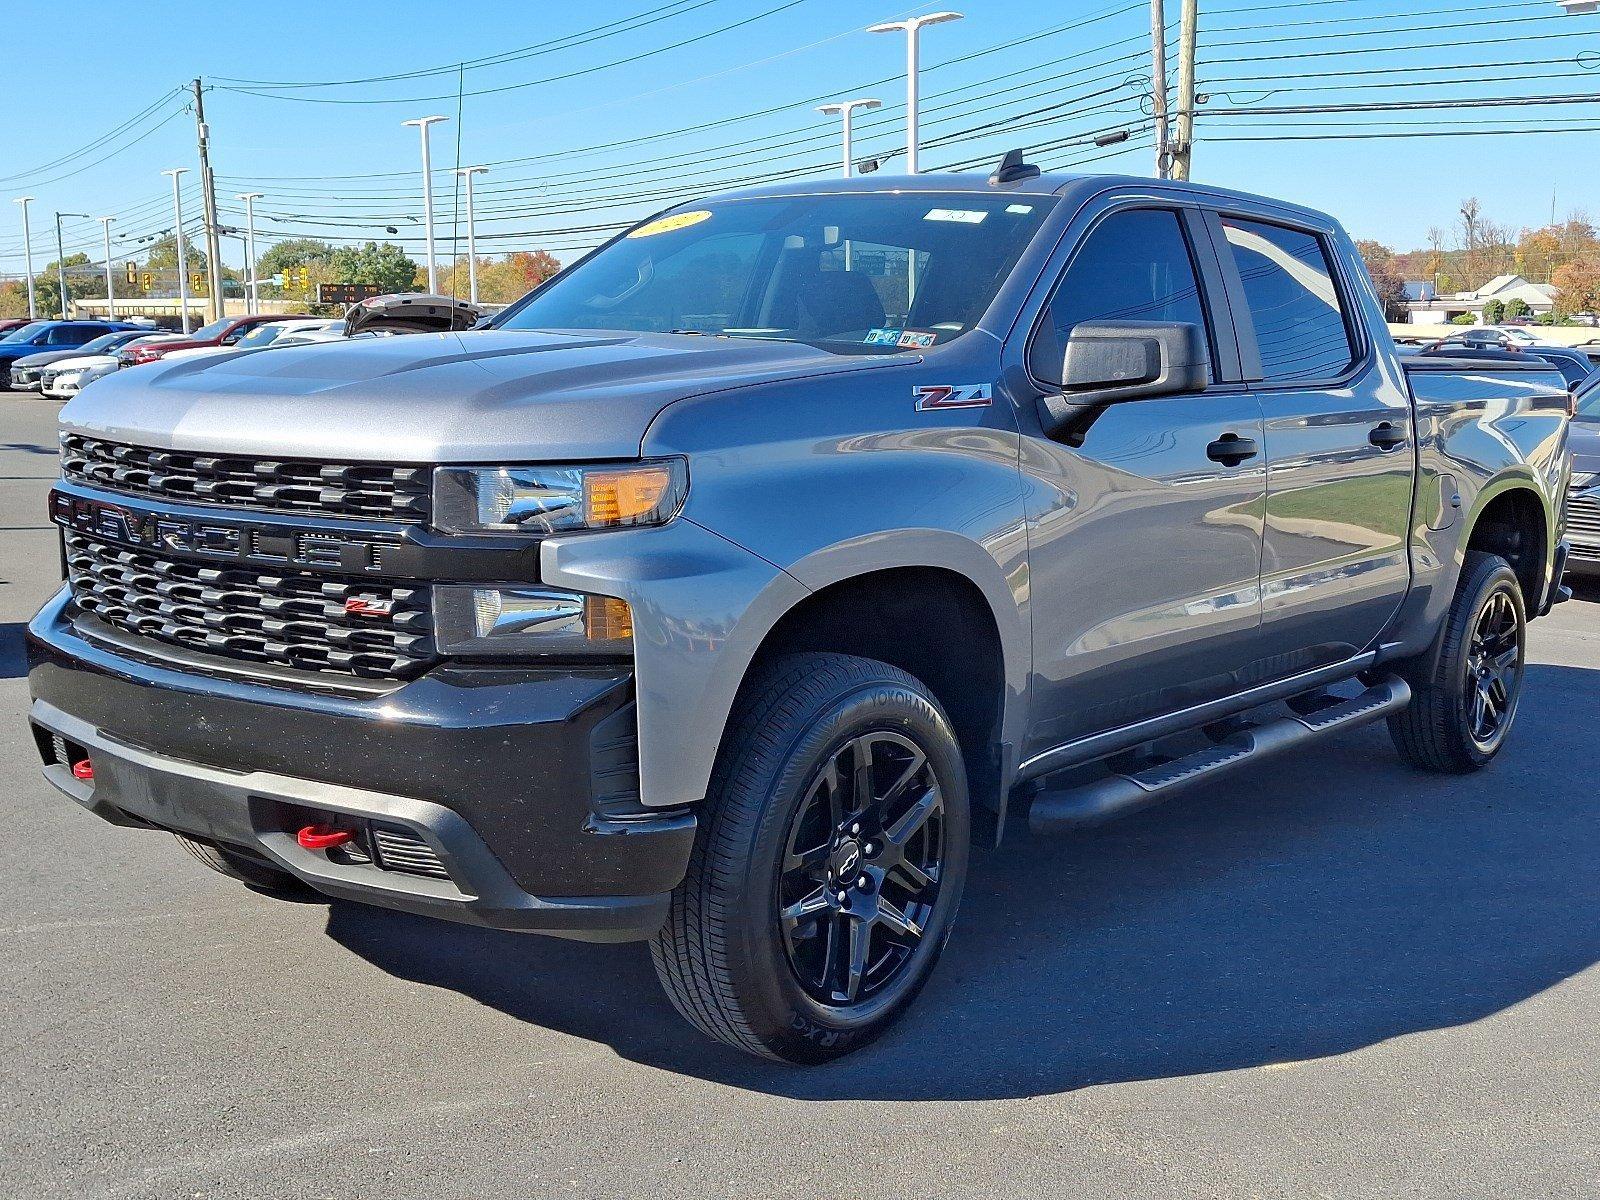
[403,115,449,293]
[454,166,488,305]
[54,212,89,319]
[1171,0,1199,181]
[191,79,225,322]
[163,168,191,333]
[236,192,262,314]
[867,12,962,175]
[13,197,36,318]
[1150,0,1171,178]
[98,217,115,318]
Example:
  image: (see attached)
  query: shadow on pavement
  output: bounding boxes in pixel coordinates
[0,623,26,679]
[324,662,1600,1100]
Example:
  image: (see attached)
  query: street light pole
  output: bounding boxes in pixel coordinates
[163,168,191,333]
[817,98,882,177]
[235,192,262,314]
[54,212,89,319]
[98,217,115,318]
[13,197,36,318]
[403,115,450,293]
[454,167,488,305]
[866,12,963,175]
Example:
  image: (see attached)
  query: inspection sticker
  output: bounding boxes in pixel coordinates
[627,210,712,238]
[924,208,988,224]
[914,383,992,411]
[897,330,938,348]
[864,327,904,345]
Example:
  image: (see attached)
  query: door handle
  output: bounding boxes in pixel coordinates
[1206,432,1259,466]
[1369,421,1408,451]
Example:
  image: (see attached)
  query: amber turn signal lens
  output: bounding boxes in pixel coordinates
[584,595,634,642]
[583,465,678,527]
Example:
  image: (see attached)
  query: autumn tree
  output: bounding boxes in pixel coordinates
[1355,239,1409,321]
[1552,259,1600,315]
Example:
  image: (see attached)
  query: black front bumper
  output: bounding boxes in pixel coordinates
[26,589,695,941]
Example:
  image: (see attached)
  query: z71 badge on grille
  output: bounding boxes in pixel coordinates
[914,383,992,411]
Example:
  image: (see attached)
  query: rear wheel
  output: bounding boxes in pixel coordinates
[651,653,969,1063]
[174,832,310,897]
[1388,550,1526,773]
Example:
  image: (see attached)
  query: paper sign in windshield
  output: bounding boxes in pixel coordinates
[628,210,712,239]
[924,208,988,224]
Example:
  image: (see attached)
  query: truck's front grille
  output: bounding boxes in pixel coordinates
[65,531,436,679]
[60,434,431,521]
[1570,491,1600,560]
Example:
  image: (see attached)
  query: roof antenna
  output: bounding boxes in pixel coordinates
[990,149,1040,185]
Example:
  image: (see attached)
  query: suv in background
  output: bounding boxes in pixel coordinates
[9,330,158,390]
[1,321,142,388]
[119,313,306,366]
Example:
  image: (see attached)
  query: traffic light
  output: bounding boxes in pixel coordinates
[124,261,136,286]
[141,272,153,290]
[298,265,311,291]
[192,273,204,294]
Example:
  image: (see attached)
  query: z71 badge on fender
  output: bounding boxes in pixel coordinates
[914,383,993,412]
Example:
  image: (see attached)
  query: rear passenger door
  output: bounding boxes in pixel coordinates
[1211,212,1413,673]
[1016,202,1268,753]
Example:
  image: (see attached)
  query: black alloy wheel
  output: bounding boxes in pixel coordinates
[1464,585,1523,753]
[777,731,946,1006]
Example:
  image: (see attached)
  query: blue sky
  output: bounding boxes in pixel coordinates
[5,0,1600,273]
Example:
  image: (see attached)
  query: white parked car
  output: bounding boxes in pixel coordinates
[158,318,343,362]
[38,333,187,400]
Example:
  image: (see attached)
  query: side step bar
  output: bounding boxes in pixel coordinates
[1028,676,1411,834]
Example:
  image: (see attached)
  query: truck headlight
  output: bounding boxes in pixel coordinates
[434,586,633,657]
[433,459,687,535]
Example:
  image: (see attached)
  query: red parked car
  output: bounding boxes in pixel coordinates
[119,313,306,366]
[0,317,36,336]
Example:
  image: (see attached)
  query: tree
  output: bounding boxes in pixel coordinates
[1503,297,1531,320]
[0,280,29,319]
[1355,239,1409,322]
[1481,298,1505,325]
[1450,313,1478,326]
[1516,228,1562,284]
[477,250,561,304]
[325,241,419,294]
[1552,259,1600,316]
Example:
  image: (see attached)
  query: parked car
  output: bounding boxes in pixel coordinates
[1,320,143,388]
[1565,377,1600,580]
[157,318,344,363]
[0,317,36,337]
[36,334,188,401]
[117,313,306,366]
[9,330,158,390]
[1419,341,1599,390]
[25,165,1573,1063]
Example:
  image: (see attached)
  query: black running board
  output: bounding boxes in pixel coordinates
[1028,676,1411,833]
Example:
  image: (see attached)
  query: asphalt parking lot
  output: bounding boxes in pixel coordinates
[1,392,1596,1200]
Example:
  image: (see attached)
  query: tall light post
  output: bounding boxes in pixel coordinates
[403,115,449,293]
[13,197,36,318]
[454,166,488,304]
[97,216,115,317]
[235,192,262,314]
[866,12,962,175]
[163,168,191,333]
[54,211,90,319]
[817,98,882,177]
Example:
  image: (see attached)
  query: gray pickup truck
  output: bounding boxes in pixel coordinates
[27,160,1573,1063]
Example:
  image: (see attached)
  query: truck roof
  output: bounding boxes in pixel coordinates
[712,170,1342,233]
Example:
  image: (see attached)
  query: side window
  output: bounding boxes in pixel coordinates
[1033,208,1210,385]
[1221,217,1355,383]
[46,325,86,346]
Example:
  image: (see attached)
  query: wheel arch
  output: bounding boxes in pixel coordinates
[1460,476,1553,609]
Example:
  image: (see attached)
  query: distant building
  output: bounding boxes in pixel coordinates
[1403,274,1558,326]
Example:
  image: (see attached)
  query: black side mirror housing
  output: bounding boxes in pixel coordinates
[1037,320,1210,437]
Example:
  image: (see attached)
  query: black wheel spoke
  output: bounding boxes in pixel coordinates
[885,786,939,848]
[843,917,872,1001]
[849,736,875,819]
[784,843,829,877]
[876,899,923,941]
[781,887,831,925]
[890,858,937,892]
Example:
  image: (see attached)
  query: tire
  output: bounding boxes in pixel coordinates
[1388,550,1527,773]
[174,832,310,897]
[651,652,970,1064]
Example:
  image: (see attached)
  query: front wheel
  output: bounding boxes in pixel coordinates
[1388,550,1527,773]
[651,653,970,1063]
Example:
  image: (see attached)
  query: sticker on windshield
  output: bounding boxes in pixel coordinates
[924,208,988,224]
[627,210,712,239]
[914,383,992,411]
[1006,204,1035,214]
[897,330,938,348]
[864,327,904,346]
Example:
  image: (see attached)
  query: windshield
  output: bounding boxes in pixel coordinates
[1576,375,1600,418]
[77,332,135,354]
[1,321,50,343]
[499,192,1058,352]
[188,318,234,341]
[235,325,294,348]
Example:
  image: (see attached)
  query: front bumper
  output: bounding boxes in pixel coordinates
[26,589,696,941]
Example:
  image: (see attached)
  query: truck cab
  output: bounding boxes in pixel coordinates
[26,167,1571,1063]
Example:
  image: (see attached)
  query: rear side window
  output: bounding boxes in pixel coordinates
[1221,217,1355,383]
[1033,208,1210,384]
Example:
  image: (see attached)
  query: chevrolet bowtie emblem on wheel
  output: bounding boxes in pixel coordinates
[914,383,992,411]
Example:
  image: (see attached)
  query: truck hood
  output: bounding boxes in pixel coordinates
[62,329,901,461]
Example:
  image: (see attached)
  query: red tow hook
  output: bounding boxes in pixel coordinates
[297,824,354,851]
[70,760,95,781]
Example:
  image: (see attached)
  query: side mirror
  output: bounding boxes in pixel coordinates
[1037,320,1210,437]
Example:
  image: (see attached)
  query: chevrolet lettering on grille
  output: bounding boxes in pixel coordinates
[50,491,388,573]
